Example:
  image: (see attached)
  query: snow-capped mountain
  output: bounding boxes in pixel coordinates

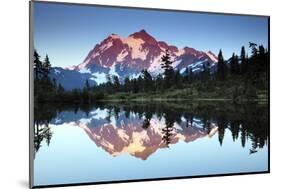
[52,108,218,160]
[51,29,218,90]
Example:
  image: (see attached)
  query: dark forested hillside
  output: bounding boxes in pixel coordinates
[34,42,269,104]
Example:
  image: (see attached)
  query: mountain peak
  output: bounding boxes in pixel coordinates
[131,29,149,35]
[129,29,157,44]
[71,29,219,85]
[108,33,121,39]
[139,29,148,34]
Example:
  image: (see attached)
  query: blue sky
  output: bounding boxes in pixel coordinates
[33,2,268,68]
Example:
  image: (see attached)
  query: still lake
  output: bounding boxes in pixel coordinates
[33,101,268,186]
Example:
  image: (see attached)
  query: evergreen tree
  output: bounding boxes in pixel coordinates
[217,49,225,81]
[234,55,239,74]
[131,79,139,93]
[161,49,174,87]
[155,74,163,92]
[201,62,210,81]
[258,45,267,72]
[230,53,239,75]
[174,70,182,88]
[217,116,226,146]
[249,42,258,57]
[124,77,131,92]
[258,45,265,57]
[141,69,153,92]
[82,79,91,103]
[42,55,51,79]
[240,46,247,74]
[44,127,52,146]
[105,73,113,93]
[230,53,236,74]
[161,112,177,148]
[34,50,42,79]
[113,75,120,92]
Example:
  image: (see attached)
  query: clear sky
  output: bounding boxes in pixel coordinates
[33,2,269,68]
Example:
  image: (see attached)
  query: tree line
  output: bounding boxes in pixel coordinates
[34,42,269,104]
[34,50,105,103]
[91,42,269,100]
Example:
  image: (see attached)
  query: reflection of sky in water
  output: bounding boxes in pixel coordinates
[34,107,268,186]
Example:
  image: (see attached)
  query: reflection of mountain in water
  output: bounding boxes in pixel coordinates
[34,102,268,158]
[54,108,218,160]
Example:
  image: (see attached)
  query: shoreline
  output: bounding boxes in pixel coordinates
[34,97,268,105]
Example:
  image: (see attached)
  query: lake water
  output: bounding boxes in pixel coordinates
[33,101,269,186]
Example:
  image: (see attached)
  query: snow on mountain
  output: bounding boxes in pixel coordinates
[121,35,147,60]
[54,68,61,75]
[77,114,218,160]
[50,107,219,160]
[147,51,165,75]
[49,67,96,90]
[206,51,218,62]
[56,29,218,89]
[90,72,107,85]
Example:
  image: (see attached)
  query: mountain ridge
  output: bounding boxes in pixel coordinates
[51,29,218,90]
[71,29,218,73]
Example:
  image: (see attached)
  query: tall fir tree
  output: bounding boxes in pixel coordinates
[240,46,247,74]
[249,42,258,57]
[161,49,174,87]
[234,55,239,74]
[217,49,225,81]
[42,55,51,78]
[230,53,239,75]
[230,53,236,74]
[34,50,42,79]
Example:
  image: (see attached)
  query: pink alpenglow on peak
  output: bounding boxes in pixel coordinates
[67,29,218,82]
[109,33,121,39]
[76,117,219,160]
[206,51,218,62]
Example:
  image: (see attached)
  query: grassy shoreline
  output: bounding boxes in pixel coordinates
[99,98,268,105]
[103,89,268,103]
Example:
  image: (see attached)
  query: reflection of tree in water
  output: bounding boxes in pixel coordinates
[161,122,174,148]
[34,122,52,153]
[161,112,178,147]
[113,106,120,120]
[34,103,56,157]
[34,103,93,155]
[105,108,112,122]
[202,115,212,134]
[142,111,153,129]
[217,116,227,146]
[34,101,269,154]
